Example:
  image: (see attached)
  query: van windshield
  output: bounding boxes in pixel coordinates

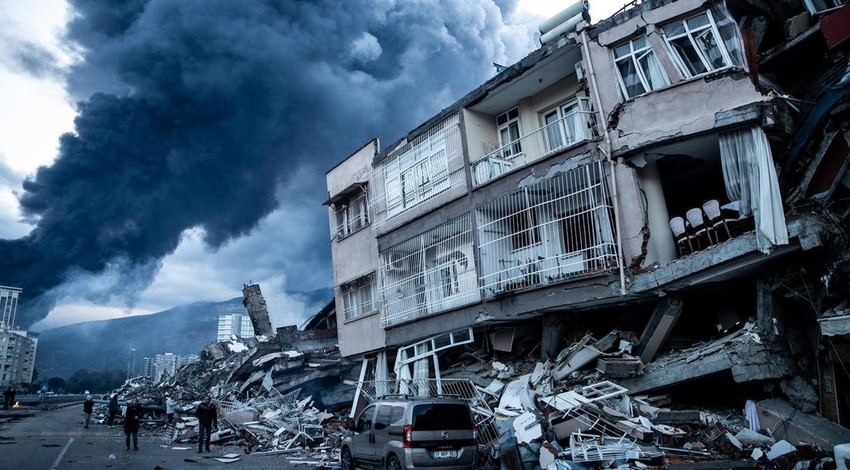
[411,403,472,430]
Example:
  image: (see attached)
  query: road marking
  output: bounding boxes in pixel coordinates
[49,437,73,470]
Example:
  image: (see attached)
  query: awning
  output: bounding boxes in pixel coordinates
[322,181,367,206]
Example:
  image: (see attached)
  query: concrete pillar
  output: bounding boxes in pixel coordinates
[641,159,676,265]
[541,315,566,361]
[638,295,683,363]
[241,284,274,337]
[756,278,777,342]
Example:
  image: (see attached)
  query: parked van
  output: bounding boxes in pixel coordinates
[340,395,478,470]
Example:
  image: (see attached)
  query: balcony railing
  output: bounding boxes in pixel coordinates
[477,161,618,297]
[472,111,595,187]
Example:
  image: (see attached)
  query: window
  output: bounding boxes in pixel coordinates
[356,405,375,432]
[509,210,541,251]
[613,36,669,99]
[497,108,522,159]
[383,119,453,217]
[663,11,731,78]
[340,273,377,321]
[334,191,370,240]
[542,98,592,151]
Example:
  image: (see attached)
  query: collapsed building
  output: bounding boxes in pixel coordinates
[323,0,850,467]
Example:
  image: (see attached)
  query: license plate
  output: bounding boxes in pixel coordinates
[432,450,458,459]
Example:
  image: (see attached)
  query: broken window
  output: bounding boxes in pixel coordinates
[340,272,377,321]
[379,215,480,327]
[613,36,669,99]
[541,97,592,151]
[663,11,731,78]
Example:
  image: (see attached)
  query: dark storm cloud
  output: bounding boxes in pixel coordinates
[1,0,533,327]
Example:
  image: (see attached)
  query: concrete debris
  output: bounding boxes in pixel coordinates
[92,284,847,470]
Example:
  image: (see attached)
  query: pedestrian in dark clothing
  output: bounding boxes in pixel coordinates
[107,394,120,427]
[194,395,217,453]
[124,398,142,450]
[9,388,15,407]
[3,387,11,409]
[83,395,94,428]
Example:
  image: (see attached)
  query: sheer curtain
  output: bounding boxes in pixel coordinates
[719,126,788,253]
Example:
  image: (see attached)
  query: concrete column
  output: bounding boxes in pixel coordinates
[641,159,676,265]
[541,315,566,361]
[756,278,777,342]
[241,284,274,337]
[638,295,683,363]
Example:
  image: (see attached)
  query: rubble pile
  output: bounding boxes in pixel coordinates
[430,325,846,470]
[87,285,849,469]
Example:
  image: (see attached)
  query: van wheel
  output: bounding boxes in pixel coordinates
[341,446,355,470]
[386,454,402,470]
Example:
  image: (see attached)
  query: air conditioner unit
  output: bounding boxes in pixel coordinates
[575,61,586,82]
[385,252,408,272]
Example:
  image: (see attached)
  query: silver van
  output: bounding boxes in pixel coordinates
[340,396,479,470]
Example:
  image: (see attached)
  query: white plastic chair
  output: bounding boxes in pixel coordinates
[669,216,694,256]
[702,199,733,241]
[685,207,713,248]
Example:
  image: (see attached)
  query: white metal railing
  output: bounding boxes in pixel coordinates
[477,161,618,297]
[370,115,467,233]
[472,111,595,187]
[379,215,480,328]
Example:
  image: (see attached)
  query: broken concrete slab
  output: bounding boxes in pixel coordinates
[756,399,850,450]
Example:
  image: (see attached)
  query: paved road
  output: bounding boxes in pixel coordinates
[0,404,320,470]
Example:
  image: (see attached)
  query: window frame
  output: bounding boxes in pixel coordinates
[497,108,522,160]
[612,35,670,99]
[340,272,377,321]
[541,97,592,152]
[662,11,732,79]
[334,190,370,240]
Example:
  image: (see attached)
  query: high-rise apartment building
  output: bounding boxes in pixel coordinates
[0,286,22,329]
[217,312,255,342]
[0,286,36,388]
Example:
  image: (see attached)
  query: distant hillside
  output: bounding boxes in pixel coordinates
[34,288,333,379]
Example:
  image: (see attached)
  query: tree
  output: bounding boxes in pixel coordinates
[47,377,66,393]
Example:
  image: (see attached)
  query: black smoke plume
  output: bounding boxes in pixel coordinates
[1,0,533,327]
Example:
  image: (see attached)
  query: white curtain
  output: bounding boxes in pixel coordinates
[640,50,668,90]
[719,126,788,253]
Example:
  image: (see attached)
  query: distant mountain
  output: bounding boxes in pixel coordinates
[34,288,333,379]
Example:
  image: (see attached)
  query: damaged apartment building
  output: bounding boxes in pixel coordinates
[324,0,850,452]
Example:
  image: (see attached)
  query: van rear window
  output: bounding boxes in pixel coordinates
[411,403,472,430]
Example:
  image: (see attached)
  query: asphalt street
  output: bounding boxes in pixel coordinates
[0,404,312,469]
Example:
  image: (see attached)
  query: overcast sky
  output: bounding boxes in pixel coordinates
[0,0,626,332]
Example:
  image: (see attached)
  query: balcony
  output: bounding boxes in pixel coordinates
[477,161,619,297]
[471,109,595,187]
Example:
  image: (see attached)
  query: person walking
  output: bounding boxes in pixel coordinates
[83,395,94,429]
[107,394,120,427]
[3,386,11,409]
[194,395,217,453]
[165,394,176,425]
[124,398,142,450]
